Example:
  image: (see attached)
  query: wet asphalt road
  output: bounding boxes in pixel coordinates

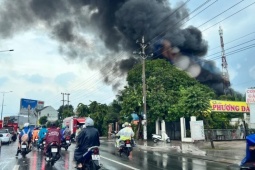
[0,140,240,170]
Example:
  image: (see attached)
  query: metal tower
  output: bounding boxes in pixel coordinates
[219,26,230,94]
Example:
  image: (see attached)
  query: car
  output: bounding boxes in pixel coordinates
[2,126,17,141]
[0,129,12,144]
[0,134,2,148]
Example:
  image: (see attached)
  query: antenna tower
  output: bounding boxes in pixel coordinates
[219,26,230,95]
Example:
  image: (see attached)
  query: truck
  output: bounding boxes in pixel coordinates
[62,116,86,137]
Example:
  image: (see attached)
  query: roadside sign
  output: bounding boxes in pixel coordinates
[246,89,255,104]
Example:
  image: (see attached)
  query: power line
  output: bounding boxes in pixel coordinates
[209,31,255,51]
[202,1,255,32]
[197,0,245,28]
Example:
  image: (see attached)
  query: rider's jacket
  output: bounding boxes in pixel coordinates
[19,127,32,142]
[45,127,61,146]
[76,126,100,151]
[116,127,134,141]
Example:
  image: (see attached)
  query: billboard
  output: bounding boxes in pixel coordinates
[246,89,255,104]
[20,98,44,117]
[210,100,250,113]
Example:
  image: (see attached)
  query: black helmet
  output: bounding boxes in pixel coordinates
[51,122,56,127]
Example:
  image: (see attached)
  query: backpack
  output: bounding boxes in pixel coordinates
[21,129,30,142]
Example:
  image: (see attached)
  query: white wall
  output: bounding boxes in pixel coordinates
[39,106,58,121]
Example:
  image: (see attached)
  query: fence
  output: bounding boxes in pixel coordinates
[204,129,246,141]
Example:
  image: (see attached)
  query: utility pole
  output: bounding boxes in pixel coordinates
[135,36,152,146]
[61,92,65,120]
[65,93,70,114]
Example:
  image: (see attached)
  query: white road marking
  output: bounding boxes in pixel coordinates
[12,165,19,170]
[101,156,140,170]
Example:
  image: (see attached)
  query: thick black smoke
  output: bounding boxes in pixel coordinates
[0,0,224,93]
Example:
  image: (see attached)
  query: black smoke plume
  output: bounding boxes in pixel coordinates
[0,0,224,93]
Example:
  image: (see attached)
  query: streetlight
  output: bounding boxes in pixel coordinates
[0,49,14,53]
[0,91,13,121]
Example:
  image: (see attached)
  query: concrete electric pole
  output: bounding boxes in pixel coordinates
[135,36,152,146]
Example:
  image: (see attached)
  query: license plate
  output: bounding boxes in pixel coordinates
[21,145,27,148]
[66,140,70,143]
[92,155,100,160]
[126,144,131,147]
[35,139,38,141]
[43,141,45,144]
[51,148,58,153]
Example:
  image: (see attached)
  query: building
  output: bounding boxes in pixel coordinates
[38,106,58,122]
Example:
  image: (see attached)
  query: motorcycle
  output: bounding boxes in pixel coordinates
[78,146,101,170]
[152,133,170,143]
[33,137,39,147]
[20,141,31,158]
[119,139,133,157]
[39,138,46,151]
[45,141,61,166]
[61,136,71,151]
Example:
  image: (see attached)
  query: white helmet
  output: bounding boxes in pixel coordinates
[85,117,94,127]
[24,123,29,127]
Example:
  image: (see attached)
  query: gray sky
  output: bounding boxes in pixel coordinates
[0,0,254,117]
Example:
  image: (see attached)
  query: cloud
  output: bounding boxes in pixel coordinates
[0,76,9,86]
[249,66,255,80]
[22,74,44,84]
[55,72,76,87]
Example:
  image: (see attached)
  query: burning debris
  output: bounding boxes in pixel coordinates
[0,0,224,94]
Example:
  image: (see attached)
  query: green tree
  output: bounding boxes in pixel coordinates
[119,59,214,138]
[57,104,75,119]
[76,103,90,117]
[39,116,48,125]
[88,101,110,136]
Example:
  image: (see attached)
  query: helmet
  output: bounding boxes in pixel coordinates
[85,117,94,127]
[128,123,131,127]
[124,122,129,127]
[24,123,29,127]
[51,122,56,127]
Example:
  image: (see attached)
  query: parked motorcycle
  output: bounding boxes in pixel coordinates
[152,133,170,143]
[45,141,61,166]
[119,140,133,157]
[61,136,71,151]
[78,146,101,170]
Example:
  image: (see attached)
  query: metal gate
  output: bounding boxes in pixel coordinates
[166,121,181,140]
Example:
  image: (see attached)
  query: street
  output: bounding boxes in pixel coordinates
[0,140,241,170]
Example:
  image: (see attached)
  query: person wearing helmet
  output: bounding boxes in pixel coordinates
[15,123,32,157]
[38,125,48,148]
[116,122,134,159]
[44,122,61,159]
[74,117,100,169]
[32,127,39,144]
[63,125,71,138]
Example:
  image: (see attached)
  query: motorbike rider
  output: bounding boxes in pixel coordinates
[44,122,61,159]
[32,127,39,144]
[116,122,134,159]
[38,125,48,146]
[15,123,32,157]
[63,125,71,138]
[74,117,100,169]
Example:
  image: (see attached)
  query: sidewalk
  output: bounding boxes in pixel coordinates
[134,139,246,165]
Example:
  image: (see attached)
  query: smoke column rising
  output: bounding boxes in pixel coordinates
[0,0,223,93]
